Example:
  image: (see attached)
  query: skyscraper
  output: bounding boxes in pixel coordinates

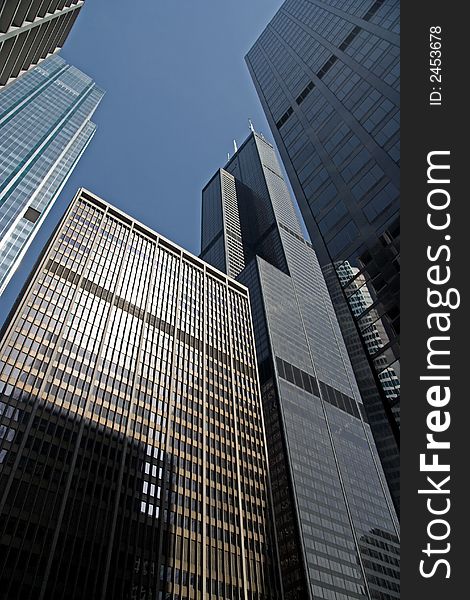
[0,0,83,89]
[245,0,400,510]
[0,53,103,296]
[0,188,280,599]
[201,131,399,600]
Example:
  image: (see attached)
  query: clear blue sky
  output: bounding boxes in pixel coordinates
[1,0,286,317]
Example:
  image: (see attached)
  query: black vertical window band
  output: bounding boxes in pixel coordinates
[401,2,466,600]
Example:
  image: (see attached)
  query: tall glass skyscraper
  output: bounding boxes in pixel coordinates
[0,53,103,296]
[201,131,399,600]
[0,188,280,599]
[246,0,400,512]
[0,0,84,88]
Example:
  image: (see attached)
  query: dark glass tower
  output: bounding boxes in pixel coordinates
[0,188,280,599]
[0,0,83,89]
[246,0,400,512]
[201,131,399,600]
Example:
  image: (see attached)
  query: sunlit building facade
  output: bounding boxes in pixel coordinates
[0,53,103,296]
[246,0,400,512]
[201,131,399,600]
[0,189,280,599]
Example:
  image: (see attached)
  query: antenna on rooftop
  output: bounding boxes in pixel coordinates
[248,119,255,132]
[233,140,238,153]
[227,152,230,161]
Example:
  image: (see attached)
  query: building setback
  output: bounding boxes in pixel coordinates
[0,188,280,599]
[0,53,103,296]
[201,131,399,600]
[246,0,400,512]
[0,0,83,89]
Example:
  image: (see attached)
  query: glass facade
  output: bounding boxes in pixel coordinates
[0,0,83,88]
[0,189,280,599]
[201,132,399,600]
[245,0,400,512]
[0,53,103,296]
